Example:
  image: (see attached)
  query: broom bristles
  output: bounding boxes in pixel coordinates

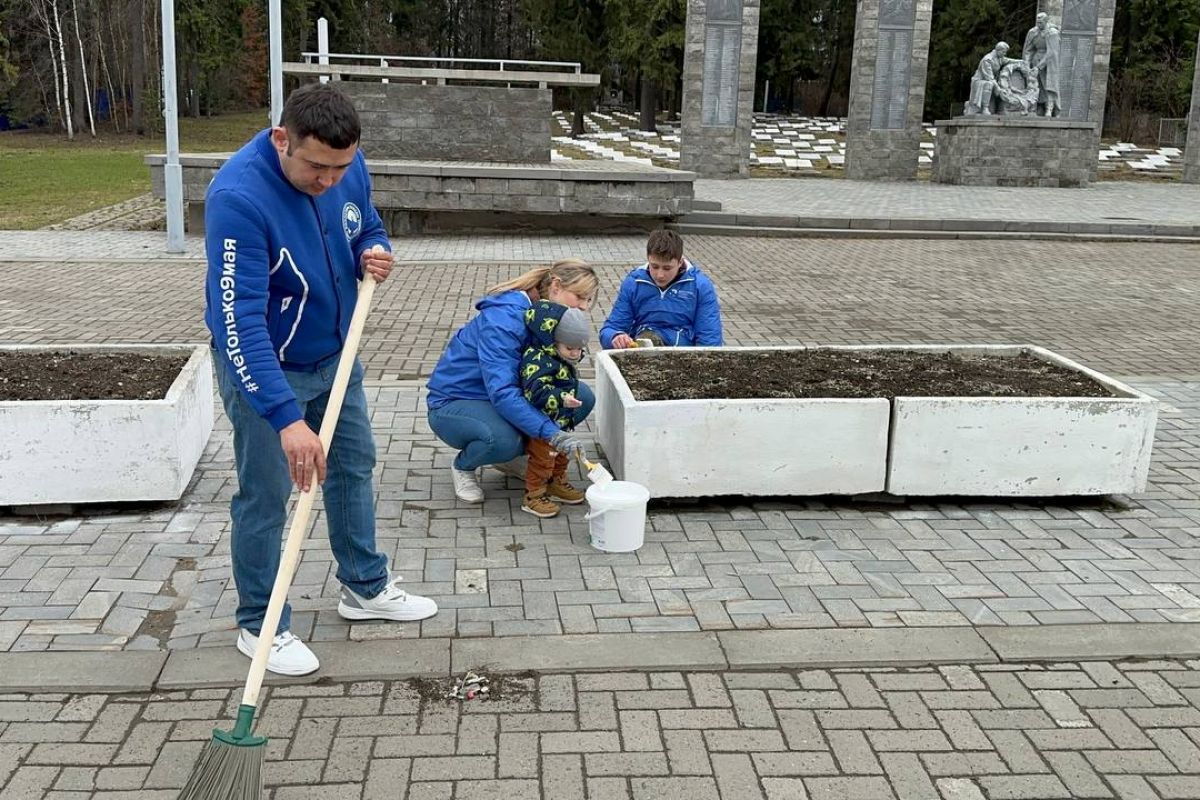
[178,735,265,800]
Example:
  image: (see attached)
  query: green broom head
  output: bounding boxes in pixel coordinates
[177,704,267,800]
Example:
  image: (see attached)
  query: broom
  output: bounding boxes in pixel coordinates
[179,246,386,799]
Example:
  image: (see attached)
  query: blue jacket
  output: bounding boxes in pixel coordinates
[520,301,580,430]
[203,129,390,432]
[426,291,562,441]
[598,259,723,349]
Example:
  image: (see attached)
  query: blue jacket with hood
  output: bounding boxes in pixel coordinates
[426,291,563,442]
[203,129,390,432]
[598,259,724,349]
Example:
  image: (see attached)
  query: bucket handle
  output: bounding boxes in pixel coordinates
[585,501,642,520]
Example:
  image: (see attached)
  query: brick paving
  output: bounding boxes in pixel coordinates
[3,235,1200,653]
[0,230,643,264]
[3,661,1200,798]
[4,225,1200,797]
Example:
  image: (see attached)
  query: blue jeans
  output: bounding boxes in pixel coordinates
[216,355,389,635]
[427,382,595,471]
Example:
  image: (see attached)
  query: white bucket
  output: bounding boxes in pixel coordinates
[584,480,650,552]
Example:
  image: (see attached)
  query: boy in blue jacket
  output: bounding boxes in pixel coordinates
[204,83,436,677]
[518,301,591,518]
[599,229,724,349]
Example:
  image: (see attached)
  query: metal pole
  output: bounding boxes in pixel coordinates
[317,17,329,84]
[160,0,184,253]
[269,0,283,124]
[762,79,769,114]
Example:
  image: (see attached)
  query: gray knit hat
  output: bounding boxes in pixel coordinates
[554,307,591,348]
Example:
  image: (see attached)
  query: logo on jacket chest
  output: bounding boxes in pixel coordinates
[342,202,362,240]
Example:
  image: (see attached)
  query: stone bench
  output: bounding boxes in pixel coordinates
[146,154,695,234]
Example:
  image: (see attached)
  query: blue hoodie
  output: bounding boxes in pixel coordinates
[598,259,724,349]
[203,129,390,432]
[426,291,562,442]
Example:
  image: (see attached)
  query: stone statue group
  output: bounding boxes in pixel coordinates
[964,12,1060,118]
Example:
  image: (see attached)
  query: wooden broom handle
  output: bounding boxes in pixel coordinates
[242,252,383,707]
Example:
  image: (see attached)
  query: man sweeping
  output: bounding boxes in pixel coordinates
[203,83,437,678]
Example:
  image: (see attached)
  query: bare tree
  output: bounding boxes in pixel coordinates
[51,0,73,137]
[29,0,74,137]
[129,0,145,133]
[71,0,96,135]
[98,0,120,132]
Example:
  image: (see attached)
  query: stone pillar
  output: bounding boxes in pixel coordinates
[845,0,934,182]
[1037,0,1115,180]
[1184,31,1200,183]
[680,0,761,178]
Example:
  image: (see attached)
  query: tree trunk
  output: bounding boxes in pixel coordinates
[129,0,144,134]
[819,0,845,116]
[187,59,200,117]
[51,0,74,138]
[100,27,118,132]
[71,0,96,136]
[506,0,513,59]
[33,0,66,133]
[639,75,657,132]
[571,89,588,136]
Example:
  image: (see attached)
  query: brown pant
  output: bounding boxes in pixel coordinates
[525,438,569,494]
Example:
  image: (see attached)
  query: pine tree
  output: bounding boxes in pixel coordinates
[238,1,268,109]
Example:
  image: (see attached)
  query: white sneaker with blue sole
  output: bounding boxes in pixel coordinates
[338,579,438,622]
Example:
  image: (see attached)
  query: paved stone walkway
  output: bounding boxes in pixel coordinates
[693,180,1200,229]
[4,661,1200,799]
[0,230,643,265]
[3,234,1200,656]
[4,227,1200,797]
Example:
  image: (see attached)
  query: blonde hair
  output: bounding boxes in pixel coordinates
[487,258,599,300]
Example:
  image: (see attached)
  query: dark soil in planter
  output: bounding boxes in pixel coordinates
[0,351,190,401]
[611,350,1118,401]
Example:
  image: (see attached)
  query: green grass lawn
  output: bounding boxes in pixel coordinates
[0,109,268,230]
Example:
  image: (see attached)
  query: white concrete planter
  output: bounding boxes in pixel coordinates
[885,345,1157,497]
[0,345,215,506]
[595,345,1157,499]
[594,348,891,499]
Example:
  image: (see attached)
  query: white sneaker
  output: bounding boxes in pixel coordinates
[490,455,528,479]
[451,466,484,503]
[339,579,439,622]
[236,628,320,676]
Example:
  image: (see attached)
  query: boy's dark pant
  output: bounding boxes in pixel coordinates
[525,438,569,494]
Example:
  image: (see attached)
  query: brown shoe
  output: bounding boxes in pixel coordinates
[521,492,560,518]
[546,478,586,505]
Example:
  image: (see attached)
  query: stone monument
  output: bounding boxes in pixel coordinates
[964,42,1039,117]
[1185,30,1200,184]
[933,3,1114,188]
[844,0,935,181]
[680,0,761,178]
[1023,13,1061,117]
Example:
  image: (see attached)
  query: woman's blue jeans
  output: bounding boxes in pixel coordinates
[216,356,389,636]
[427,383,595,471]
